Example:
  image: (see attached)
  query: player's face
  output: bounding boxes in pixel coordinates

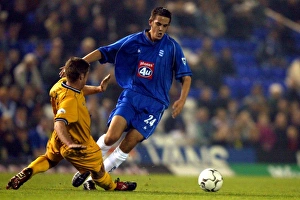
[149,15,170,41]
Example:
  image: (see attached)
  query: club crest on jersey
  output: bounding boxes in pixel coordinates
[159,50,164,57]
[137,60,154,79]
[182,57,187,65]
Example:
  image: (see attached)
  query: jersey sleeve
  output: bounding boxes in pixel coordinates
[173,42,193,82]
[55,96,78,125]
[98,34,135,64]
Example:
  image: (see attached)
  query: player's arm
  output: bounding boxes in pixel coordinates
[82,74,111,96]
[82,49,102,64]
[54,121,86,150]
[171,75,192,118]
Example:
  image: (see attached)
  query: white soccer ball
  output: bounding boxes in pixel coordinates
[198,168,223,192]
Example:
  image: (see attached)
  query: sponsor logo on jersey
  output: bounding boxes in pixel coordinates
[57,108,66,114]
[137,60,154,79]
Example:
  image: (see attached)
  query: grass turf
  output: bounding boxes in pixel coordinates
[1,173,300,200]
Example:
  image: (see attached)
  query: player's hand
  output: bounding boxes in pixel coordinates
[68,144,87,150]
[171,99,185,118]
[99,74,111,92]
[59,66,66,77]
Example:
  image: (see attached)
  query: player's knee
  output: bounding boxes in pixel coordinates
[44,156,59,168]
[104,133,119,145]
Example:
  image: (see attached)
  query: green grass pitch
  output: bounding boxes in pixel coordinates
[1,173,300,200]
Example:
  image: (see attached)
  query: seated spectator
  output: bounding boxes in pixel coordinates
[76,37,98,71]
[19,84,42,128]
[0,113,11,160]
[97,98,115,135]
[40,42,63,92]
[227,99,240,122]
[214,84,232,110]
[200,55,223,91]
[232,110,259,148]
[15,127,32,160]
[13,53,44,93]
[60,19,78,55]
[273,111,289,150]
[13,106,28,129]
[28,116,52,158]
[197,86,216,116]
[84,14,109,46]
[86,95,102,140]
[1,114,29,160]
[86,96,114,139]
[286,125,300,152]
[7,48,22,81]
[242,83,266,121]
[256,111,276,152]
[77,37,97,58]
[8,84,22,108]
[210,107,232,146]
[166,0,201,37]
[0,50,14,86]
[255,29,286,68]
[0,86,17,119]
[44,10,61,39]
[276,98,290,116]
[199,0,227,38]
[218,47,236,76]
[225,1,254,40]
[197,36,217,63]
[190,37,219,89]
[195,107,214,146]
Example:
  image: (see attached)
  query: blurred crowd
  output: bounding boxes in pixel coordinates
[0,0,300,163]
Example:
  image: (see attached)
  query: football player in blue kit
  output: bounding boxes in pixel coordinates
[72,6,192,190]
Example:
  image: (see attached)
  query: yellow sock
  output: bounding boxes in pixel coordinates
[27,155,51,176]
[93,172,116,191]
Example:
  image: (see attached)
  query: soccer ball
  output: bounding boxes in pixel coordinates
[198,168,223,192]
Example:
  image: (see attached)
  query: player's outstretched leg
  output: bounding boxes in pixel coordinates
[6,168,33,190]
[72,171,90,187]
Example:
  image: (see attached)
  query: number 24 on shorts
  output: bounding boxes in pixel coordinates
[144,115,156,127]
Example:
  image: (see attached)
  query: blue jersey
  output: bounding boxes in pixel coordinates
[98,30,192,107]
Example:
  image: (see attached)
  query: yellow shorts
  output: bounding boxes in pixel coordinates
[46,133,103,173]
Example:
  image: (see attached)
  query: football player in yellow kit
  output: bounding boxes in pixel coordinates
[6,57,136,191]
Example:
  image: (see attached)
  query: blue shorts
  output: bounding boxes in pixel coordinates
[107,89,167,139]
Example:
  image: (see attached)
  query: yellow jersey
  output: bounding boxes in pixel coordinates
[49,78,92,145]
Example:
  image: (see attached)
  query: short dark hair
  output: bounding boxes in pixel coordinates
[149,7,172,23]
[65,57,89,83]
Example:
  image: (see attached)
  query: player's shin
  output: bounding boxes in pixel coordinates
[93,172,116,190]
[104,146,128,173]
[28,155,54,175]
